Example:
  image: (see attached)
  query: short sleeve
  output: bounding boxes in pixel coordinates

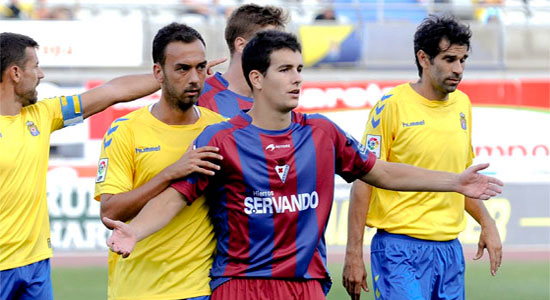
[94,119,134,201]
[361,93,395,161]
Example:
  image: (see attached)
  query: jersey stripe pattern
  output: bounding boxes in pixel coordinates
[172,111,376,293]
[197,72,254,118]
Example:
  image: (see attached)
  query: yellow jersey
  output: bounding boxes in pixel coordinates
[94,105,225,300]
[362,83,474,241]
[0,95,83,270]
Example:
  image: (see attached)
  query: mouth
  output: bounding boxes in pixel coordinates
[288,89,300,98]
[184,89,200,96]
[446,78,461,85]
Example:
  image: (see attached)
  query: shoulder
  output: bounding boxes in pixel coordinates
[195,119,237,147]
[197,106,227,123]
[105,107,147,134]
[452,89,472,103]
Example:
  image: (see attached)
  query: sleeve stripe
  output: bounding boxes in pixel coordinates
[61,94,83,127]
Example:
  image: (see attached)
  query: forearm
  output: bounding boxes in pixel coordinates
[362,160,459,193]
[130,187,187,242]
[101,169,175,223]
[346,180,372,258]
[82,74,159,118]
[465,197,495,227]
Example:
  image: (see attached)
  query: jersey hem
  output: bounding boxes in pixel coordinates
[0,252,52,271]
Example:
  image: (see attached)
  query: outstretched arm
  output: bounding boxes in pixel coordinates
[361,161,503,199]
[100,145,222,226]
[104,187,187,258]
[465,197,502,276]
[81,74,159,119]
[343,180,372,299]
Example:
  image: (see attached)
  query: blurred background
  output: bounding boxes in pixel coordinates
[1,0,548,299]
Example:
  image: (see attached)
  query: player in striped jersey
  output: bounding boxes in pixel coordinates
[197,4,288,118]
[0,32,159,300]
[104,31,503,300]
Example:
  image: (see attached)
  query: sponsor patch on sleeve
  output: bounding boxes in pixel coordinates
[96,158,109,183]
[366,135,381,159]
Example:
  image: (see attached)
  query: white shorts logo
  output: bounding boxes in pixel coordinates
[366,135,381,159]
[96,158,109,183]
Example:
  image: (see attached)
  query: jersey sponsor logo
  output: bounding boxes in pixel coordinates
[244,191,319,215]
[366,134,381,158]
[135,145,161,153]
[26,120,40,136]
[460,112,467,130]
[275,165,289,183]
[265,144,291,151]
[95,158,108,183]
[402,120,425,127]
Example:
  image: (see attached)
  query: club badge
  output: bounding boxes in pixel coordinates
[275,165,289,183]
[26,121,40,136]
[460,112,467,130]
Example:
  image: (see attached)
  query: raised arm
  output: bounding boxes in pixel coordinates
[343,180,372,299]
[100,145,222,226]
[361,161,503,200]
[104,187,188,258]
[81,74,160,119]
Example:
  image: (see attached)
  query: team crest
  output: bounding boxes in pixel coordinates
[366,134,381,158]
[275,165,289,183]
[459,112,467,130]
[26,121,40,136]
[96,158,109,183]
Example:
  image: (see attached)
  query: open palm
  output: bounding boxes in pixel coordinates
[458,163,503,200]
[103,217,137,258]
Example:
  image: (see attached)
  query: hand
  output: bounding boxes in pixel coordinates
[164,145,223,180]
[343,253,369,299]
[457,163,503,200]
[103,217,137,258]
[473,221,502,276]
[206,57,227,76]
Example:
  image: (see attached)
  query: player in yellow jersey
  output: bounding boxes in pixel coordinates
[343,16,503,300]
[95,23,225,300]
[0,32,159,300]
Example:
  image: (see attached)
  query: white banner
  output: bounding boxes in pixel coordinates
[0,20,143,67]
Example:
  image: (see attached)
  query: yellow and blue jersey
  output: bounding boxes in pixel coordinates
[0,95,83,270]
[94,105,225,300]
[362,83,474,241]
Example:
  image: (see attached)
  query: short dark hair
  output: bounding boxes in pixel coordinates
[0,32,38,83]
[152,22,205,66]
[414,15,472,77]
[242,30,301,90]
[225,4,289,55]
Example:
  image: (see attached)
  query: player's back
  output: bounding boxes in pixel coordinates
[198,72,253,118]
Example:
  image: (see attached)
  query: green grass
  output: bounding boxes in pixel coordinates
[52,261,549,300]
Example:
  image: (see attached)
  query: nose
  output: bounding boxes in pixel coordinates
[452,60,464,76]
[38,67,45,80]
[189,68,200,84]
[293,69,302,85]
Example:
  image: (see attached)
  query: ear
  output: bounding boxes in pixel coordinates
[234,37,247,54]
[416,50,430,69]
[249,70,263,91]
[8,65,22,83]
[153,63,164,83]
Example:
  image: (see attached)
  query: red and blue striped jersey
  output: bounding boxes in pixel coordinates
[171,111,376,293]
[197,72,254,118]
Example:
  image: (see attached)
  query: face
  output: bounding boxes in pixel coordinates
[15,47,44,106]
[425,39,468,96]
[257,48,303,112]
[155,40,206,112]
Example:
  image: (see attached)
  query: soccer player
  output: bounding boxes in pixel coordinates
[342,15,503,300]
[103,30,503,300]
[0,32,159,300]
[95,23,225,300]
[197,3,288,118]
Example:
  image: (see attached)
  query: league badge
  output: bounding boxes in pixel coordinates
[460,112,467,130]
[26,121,40,136]
[96,158,109,183]
[366,134,381,158]
[275,164,289,183]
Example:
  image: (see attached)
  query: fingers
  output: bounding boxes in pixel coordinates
[206,57,227,75]
[362,278,369,293]
[473,244,484,260]
[102,217,119,228]
[469,163,490,173]
[488,176,504,187]
[488,244,502,276]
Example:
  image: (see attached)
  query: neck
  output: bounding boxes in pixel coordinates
[151,97,198,125]
[223,55,252,98]
[411,78,449,101]
[0,83,23,116]
[247,97,292,131]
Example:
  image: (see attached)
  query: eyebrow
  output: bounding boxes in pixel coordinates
[175,60,207,68]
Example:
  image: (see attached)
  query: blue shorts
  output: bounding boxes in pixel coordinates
[184,296,210,300]
[370,230,465,300]
[0,259,53,300]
